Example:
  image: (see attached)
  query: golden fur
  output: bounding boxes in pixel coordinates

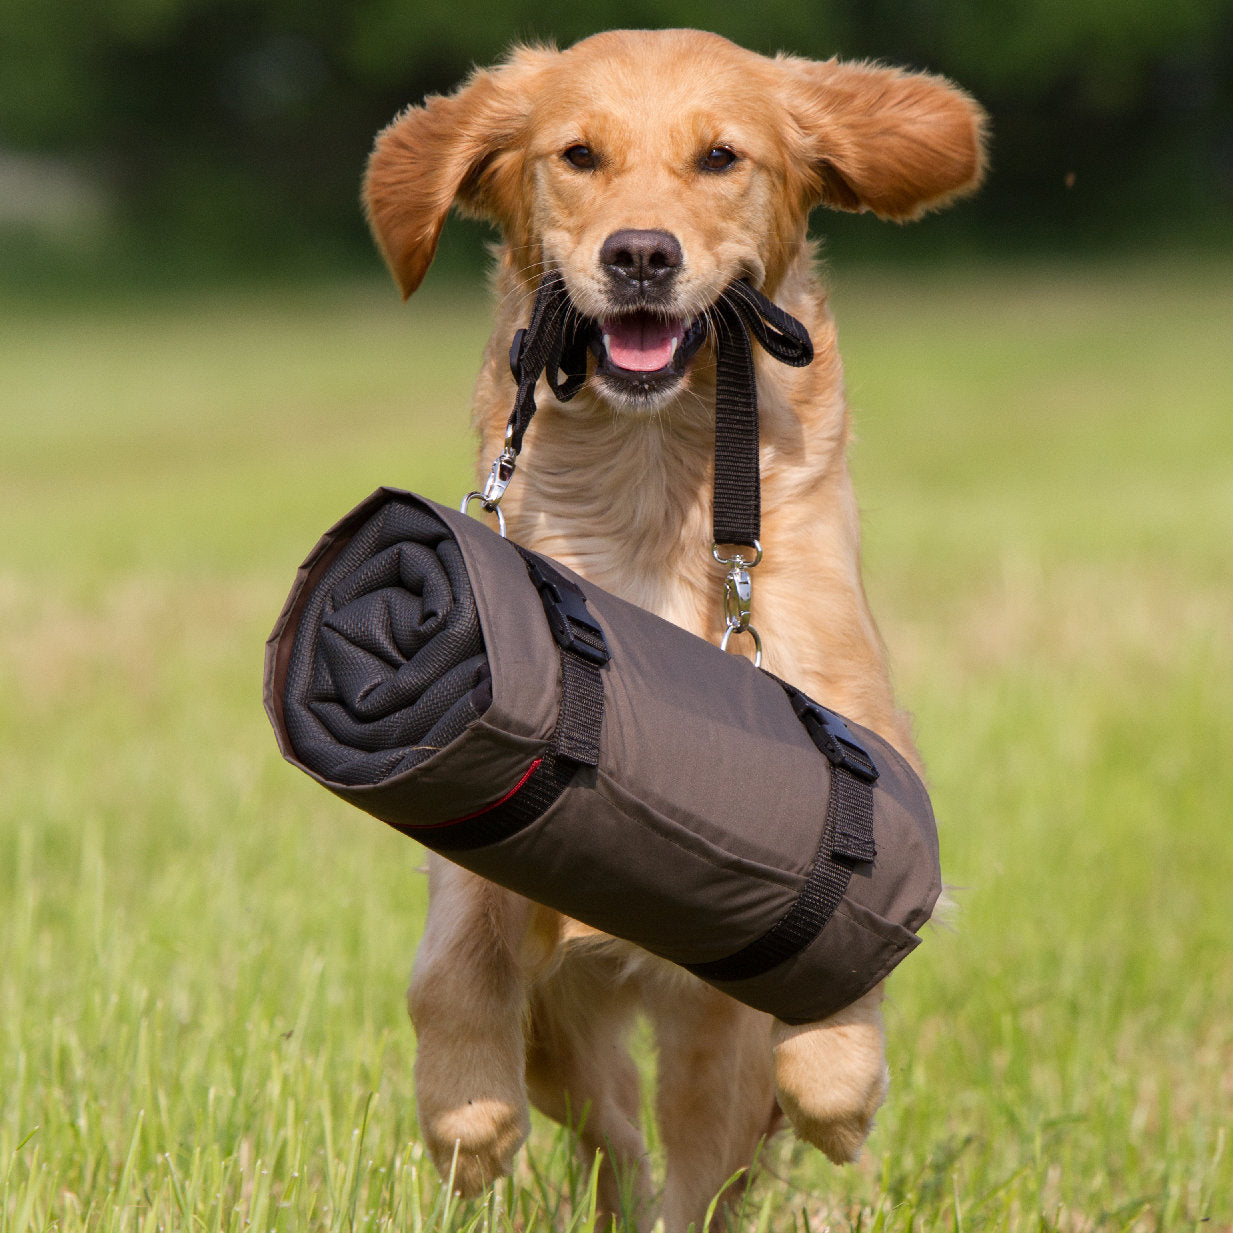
[364,29,985,1231]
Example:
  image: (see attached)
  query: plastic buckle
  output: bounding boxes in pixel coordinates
[523,557,610,666]
[802,703,879,782]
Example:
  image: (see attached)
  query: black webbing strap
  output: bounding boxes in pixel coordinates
[505,273,592,455]
[683,683,877,984]
[710,280,813,549]
[515,549,608,767]
[427,549,607,853]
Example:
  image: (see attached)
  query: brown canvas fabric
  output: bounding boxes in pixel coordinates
[265,489,941,1023]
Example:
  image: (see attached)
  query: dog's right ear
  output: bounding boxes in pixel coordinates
[364,50,550,299]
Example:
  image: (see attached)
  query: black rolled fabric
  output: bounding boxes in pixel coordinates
[281,500,490,786]
[265,489,942,1024]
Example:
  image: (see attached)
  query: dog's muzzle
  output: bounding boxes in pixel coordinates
[591,311,708,395]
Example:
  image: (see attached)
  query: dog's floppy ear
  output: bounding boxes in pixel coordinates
[780,57,987,221]
[364,49,550,298]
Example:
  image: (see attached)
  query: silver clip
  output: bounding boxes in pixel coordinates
[720,621,763,668]
[713,539,764,666]
[480,447,517,508]
[459,491,508,537]
[723,564,753,632]
[460,424,518,538]
[481,423,519,506]
[711,539,763,569]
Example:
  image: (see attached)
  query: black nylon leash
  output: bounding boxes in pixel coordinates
[493,271,813,550]
[505,272,592,454]
[709,278,813,548]
[461,273,591,525]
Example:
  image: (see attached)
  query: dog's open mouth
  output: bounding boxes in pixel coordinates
[591,311,707,399]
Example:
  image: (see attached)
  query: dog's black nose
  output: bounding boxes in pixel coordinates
[600,229,682,294]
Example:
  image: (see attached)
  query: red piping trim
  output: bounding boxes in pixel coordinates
[409,758,543,829]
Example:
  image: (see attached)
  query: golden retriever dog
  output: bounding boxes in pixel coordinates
[364,28,985,1231]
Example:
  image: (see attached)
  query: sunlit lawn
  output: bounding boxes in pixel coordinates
[1,256,1230,1230]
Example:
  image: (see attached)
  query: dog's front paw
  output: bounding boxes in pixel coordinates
[419,1093,530,1197]
[412,979,531,1195]
[772,987,889,1164]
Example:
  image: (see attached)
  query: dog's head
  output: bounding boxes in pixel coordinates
[365,29,986,410]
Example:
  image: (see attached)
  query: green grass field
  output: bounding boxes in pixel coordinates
[2,258,1230,1231]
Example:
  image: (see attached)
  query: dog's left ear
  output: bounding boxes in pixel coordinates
[780,57,988,221]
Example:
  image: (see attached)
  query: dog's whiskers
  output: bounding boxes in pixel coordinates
[494,258,556,316]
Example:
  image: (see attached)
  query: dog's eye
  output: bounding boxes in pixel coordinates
[562,144,598,170]
[700,145,738,172]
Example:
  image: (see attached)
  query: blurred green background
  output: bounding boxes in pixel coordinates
[1,0,1231,287]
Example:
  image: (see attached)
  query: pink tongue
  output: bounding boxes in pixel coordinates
[603,313,685,372]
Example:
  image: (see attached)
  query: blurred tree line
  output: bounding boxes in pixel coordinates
[1,0,1230,279]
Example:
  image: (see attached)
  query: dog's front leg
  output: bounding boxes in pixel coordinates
[409,854,535,1197]
[771,983,889,1163]
[651,980,778,1233]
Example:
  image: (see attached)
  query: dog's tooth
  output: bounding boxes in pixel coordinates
[602,333,612,354]
[669,336,678,358]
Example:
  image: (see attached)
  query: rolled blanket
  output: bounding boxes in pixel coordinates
[280,499,490,787]
[265,488,940,1023]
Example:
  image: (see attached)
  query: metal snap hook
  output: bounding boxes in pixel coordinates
[723,564,753,632]
[711,539,763,569]
[459,491,508,538]
[720,621,762,668]
[461,425,518,538]
[714,538,764,665]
